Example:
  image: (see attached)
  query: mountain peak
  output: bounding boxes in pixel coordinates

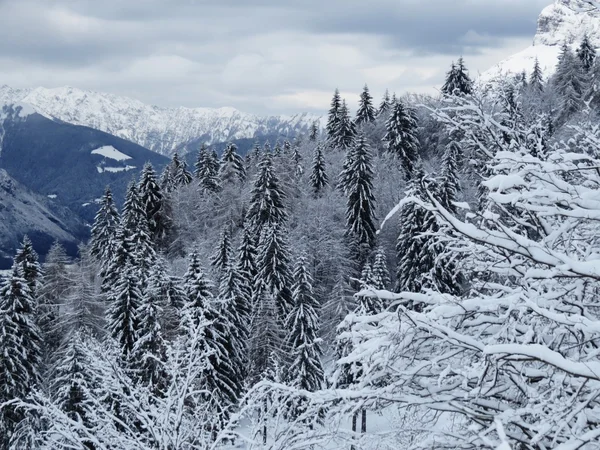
[480,0,600,85]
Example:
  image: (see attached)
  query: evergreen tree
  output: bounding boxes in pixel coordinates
[577,33,596,71]
[383,100,420,179]
[175,154,194,186]
[263,140,271,154]
[441,57,473,96]
[292,145,304,178]
[309,143,329,197]
[338,134,377,258]
[529,57,544,92]
[183,250,213,315]
[159,163,176,194]
[211,226,232,274]
[355,84,376,125]
[377,89,392,117]
[138,162,172,246]
[89,187,120,264]
[250,141,261,163]
[285,256,324,394]
[356,262,384,315]
[326,88,342,146]
[246,151,288,236]
[219,142,246,183]
[438,140,461,214]
[14,236,42,297]
[371,247,391,291]
[274,140,282,157]
[106,262,142,358]
[0,264,42,438]
[553,43,586,118]
[255,224,295,322]
[309,121,319,142]
[195,144,221,193]
[147,259,186,339]
[333,100,356,151]
[237,223,258,311]
[133,287,168,392]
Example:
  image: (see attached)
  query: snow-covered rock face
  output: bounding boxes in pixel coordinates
[0,85,321,156]
[480,0,600,84]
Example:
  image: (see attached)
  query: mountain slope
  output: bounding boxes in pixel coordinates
[0,104,169,223]
[481,0,600,84]
[0,168,83,268]
[0,85,321,156]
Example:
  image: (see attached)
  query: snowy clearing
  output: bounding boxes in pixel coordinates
[91,145,132,161]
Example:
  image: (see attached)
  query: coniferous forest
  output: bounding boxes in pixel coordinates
[3,38,600,450]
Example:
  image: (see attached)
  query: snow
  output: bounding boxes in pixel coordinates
[91,145,131,161]
[47,194,57,199]
[96,165,137,173]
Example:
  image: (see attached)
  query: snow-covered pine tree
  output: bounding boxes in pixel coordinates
[438,140,461,214]
[147,258,186,339]
[371,247,391,291]
[338,133,377,262]
[219,142,246,184]
[172,153,193,187]
[133,285,168,393]
[441,57,473,96]
[284,256,324,398]
[0,263,42,439]
[210,226,232,274]
[553,43,586,119]
[383,99,420,179]
[263,140,271,154]
[106,262,142,358]
[529,57,544,92]
[577,33,596,71]
[159,162,176,194]
[246,151,288,237]
[89,186,120,264]
[38,241,71,363]
[255,224,295,322]
[138,162,173,247]
[309,143,329,197]
[356,262,383,315]
[236,223,258,310]
[377,89,391,117]
[334,100,356,151]
[309,121,319,142]
[291,144,304,178]
[183,249,213,316]
[355,84,376,126]
[326,88,342,147]
[14,235,42,297]
[195,144,221,193]
[274,140,282,157]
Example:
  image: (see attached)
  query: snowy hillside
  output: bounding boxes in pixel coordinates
[481,0,600,84]
[0,85,321,156]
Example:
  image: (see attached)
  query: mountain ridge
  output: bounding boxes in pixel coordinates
[0,85,321,157]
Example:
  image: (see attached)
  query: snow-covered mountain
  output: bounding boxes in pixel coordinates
[481,0,600,84]
[0,85,321,156]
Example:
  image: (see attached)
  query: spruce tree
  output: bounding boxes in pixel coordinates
[255,224,295,322]
[326,89,342,146]
[577,34,596,71]
[0,264,42,438]
[309,143,329,197]
[355,84,376,125]
[529,57,544,92]
[122,181,156,277]
[441,57,473,96]
[147,259,185,339]
[438,141,461,214]
[219,142,246,184]
[263,140,271,154]
[211,226,232,274]
[90,187,120,264]
[553,43,586,118]
[183,250,214,315]
[292,145,303,178]
[14,235,42,297]
[309,121,319,142]
[138,162,171,246]
[246,151,288,236]
[106,262,142,358]
[377,89,392,117]
[237,223,258,310]
[356,262,384,315]
[285,256,324,394]
[274,140,282,157]
[371,247,391,291]
[383,100,420,179]
[172,153,193,186]
[338,134,377,258]
[334,100,356,151]
[195,144,221,193]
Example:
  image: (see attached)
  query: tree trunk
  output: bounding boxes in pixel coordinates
[361,409,366,434]
[263,397,268,445]
[351,412,358,450]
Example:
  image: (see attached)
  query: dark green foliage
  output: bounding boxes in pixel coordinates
[383,100,420,179]
[356,84,376,125]
[195,144,222,193]
[377,89,392,117]
[371,247,391,291]
[211,227,233,274]
[326,89,342,146]
[577,34,596,71]
[90,187,120,264]
[14,236,42,297]
[441,57,473,96]
[138,163,173,248]
[309,121,319,142]
[219,143,247,183]
[529,57,544,92]
[309,143,329,197]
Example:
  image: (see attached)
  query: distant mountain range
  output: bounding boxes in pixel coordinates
[0,85,321,157]
[481,0,600,84]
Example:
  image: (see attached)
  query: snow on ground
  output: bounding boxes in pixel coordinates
[91,145,132,161]
[96,165,137,173]
[47,194,57,199]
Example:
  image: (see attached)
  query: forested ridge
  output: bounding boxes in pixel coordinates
[1,39,600,449]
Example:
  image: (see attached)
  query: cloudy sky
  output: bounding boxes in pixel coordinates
[0,0,552,114]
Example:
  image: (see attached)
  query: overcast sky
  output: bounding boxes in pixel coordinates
[0,0,552,115]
